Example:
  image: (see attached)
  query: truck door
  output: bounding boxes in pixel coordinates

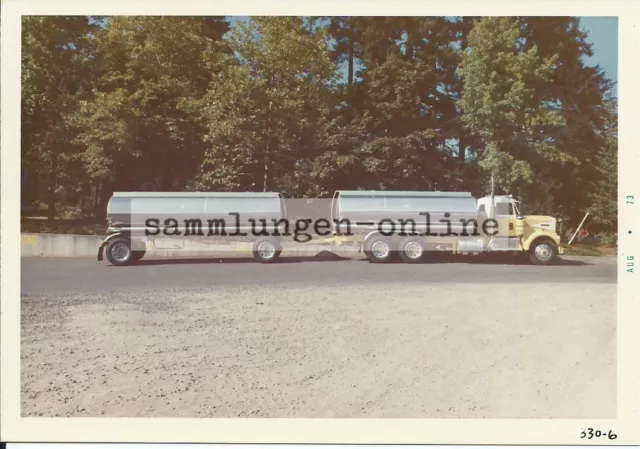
[491,201,517,251]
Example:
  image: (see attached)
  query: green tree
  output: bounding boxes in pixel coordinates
[587,99,617,233]
[309,17,469,195]
[22,16,98,219]
[71,16,229,215]
[460,16,617,233]
[20,15,617,236]
[459,16,569,202]
[193,16,337,194]
[520,17,615,224]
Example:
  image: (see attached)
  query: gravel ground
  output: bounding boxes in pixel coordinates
[21,281,616,418]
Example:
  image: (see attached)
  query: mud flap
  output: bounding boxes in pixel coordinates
[97,232,123,261]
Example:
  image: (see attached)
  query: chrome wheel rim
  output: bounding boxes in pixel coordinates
[534,243,553,262]
[371,241,390,259]
[257,241,276,260]
[404,241,423,259]
[111,242,130,262]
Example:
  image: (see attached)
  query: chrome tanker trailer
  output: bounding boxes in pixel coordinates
[98,188,564,266]
[330,190,563,265]
[97,191,287,266]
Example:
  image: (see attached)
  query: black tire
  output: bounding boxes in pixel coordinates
[252,237,282,263]
[105,237,135,266]
[528,240,558,265]
[363,234,395,263]
[399,236,426,264]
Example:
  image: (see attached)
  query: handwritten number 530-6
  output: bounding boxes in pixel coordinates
[581,428,617,440]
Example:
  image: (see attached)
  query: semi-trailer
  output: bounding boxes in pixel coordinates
[97,191,287,266]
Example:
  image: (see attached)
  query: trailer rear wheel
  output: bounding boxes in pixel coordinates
[399,237,426,263]
[252,238,282,263]
[105,237,135,267]
[364,235,395,263]
[528,240,558,265]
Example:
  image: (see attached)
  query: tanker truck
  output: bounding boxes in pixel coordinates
[331,190,564,265]
[97,187,564,266]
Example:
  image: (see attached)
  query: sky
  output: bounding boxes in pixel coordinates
[580,16,618,95]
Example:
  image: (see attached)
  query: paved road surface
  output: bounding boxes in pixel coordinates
[21,254,616,295]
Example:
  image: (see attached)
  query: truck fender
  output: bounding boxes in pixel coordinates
[363,230,382,243]
[97,233,124,261]
[100,232,126,246]
[522,231,561,251]
[359,230,382,253]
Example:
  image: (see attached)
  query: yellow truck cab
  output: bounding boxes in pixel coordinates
[476,194,563,265]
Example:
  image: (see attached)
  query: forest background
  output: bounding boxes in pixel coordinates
[21,16,618,243]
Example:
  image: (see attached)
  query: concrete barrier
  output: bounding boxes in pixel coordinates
[21,233,103,257]
[21,233,360,259]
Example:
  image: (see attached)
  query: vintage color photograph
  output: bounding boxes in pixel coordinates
[20,15,617,419]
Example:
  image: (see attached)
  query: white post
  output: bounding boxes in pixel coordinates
[568,212,590,246]
[490,174,495,204]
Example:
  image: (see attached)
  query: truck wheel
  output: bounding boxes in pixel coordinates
[105,237,135,266]
[364,235,395,263]
[252,238,282,263]
[528,240,558,265]
[399,236,425,263]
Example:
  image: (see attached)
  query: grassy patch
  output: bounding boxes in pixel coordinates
[563,244,617,257]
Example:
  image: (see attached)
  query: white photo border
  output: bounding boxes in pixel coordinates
[2,0,638,444]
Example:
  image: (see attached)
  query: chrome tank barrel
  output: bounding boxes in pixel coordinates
[332,191,480,233]
[105,192,286,228]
